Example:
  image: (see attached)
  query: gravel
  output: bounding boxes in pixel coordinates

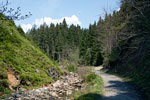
[94,69,143,100]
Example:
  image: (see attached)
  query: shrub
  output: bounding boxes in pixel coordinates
[74,93,101,100]
[66,64,77,72]
[73,74,103,100]
[86,73,97,83]
[0,79,9,88]
[77,67,92,80]
[0,79,10,95]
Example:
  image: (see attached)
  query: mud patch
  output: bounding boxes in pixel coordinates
[8,68,20,90]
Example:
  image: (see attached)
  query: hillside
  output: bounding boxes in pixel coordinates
[96,0,150,99]
[0,14,61,95]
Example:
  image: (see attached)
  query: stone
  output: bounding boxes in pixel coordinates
[8,97,14,100]
[3,72,84,100]
[66,90,72,95]
[48,68,59,79]
[19,88,27,93]
[35,69,40,73]
[31,45,35,50]
[14,93,21,98]
[51,92,58,97]
[23,96,31,100]
[26,81,31,86]
[16,98,21,100]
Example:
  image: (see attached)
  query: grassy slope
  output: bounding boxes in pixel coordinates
[0,16,61,95]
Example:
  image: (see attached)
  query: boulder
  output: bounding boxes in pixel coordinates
[35,69,40,73]
[48,68,59,79]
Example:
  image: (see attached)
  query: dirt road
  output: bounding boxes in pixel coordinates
[94,68,143,100]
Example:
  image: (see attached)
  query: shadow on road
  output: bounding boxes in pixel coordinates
[100,80,143,100]
[75,80,143,100]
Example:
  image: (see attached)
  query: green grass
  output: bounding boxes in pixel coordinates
[0,15,61,95]
[66,64,77,72]
[85,73,97,83]
[73,73,103,100]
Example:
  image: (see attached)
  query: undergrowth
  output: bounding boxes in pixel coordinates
[66,64,77,72]
[73,73,103,100]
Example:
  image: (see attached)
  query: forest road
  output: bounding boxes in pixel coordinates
[94,67,143,100]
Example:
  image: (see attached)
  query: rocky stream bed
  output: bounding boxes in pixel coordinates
[1,72,84,100]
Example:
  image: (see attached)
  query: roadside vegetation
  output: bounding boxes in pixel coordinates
[73,72,103,100]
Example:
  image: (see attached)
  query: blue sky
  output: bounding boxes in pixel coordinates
[7,0,120,32]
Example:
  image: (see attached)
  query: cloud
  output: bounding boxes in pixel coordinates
[117,8,120,11]
[21,15,81,33]
[21,24,32,33]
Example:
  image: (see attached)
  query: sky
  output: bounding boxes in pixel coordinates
[5,0,120,32]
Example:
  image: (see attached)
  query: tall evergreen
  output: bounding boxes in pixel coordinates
[27,19,103,66]
[96,0,150,99]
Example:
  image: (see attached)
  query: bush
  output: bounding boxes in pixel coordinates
[0,79,10,95]
[74,93,101,100]
[0,79,9,88]
[86,73,97,83]
[73,74,103,100]
[77,67,92,80]
[66,64,77,72]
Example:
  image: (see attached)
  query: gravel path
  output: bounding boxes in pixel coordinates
[94,68,143,100]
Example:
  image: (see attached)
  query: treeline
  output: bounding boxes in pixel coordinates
[96,0,150,99]
[27,20,103,66]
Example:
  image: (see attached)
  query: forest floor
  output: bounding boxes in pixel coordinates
[94,67,143,100]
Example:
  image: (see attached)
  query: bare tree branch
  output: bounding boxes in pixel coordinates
[0,0,32,21]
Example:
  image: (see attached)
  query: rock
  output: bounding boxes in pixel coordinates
[31,98,36,100]
[49,96,56,100]
[3,72,84,100]
[35,69,40,73]
[23,96,31,100]
[13,94,21,100]
[26,81,31,86]
[64,82,69,86]
[8,97,14,100]
[16,98,21,100]
[66,90,72,95]
[31,45,35,50]
[48,68,59,79]
[42,95,49,99]
[19,88,27,93]
[51,92,58,97]
[21,80,31,86]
